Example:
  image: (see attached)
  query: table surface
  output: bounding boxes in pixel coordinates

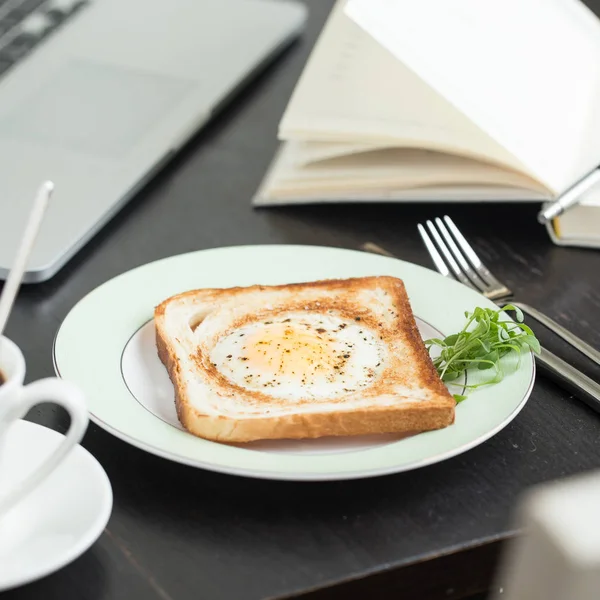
[5,2,600,599]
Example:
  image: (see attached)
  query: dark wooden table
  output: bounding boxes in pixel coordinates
[5,2,600,598]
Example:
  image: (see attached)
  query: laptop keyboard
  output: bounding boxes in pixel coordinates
[0,0,89,78]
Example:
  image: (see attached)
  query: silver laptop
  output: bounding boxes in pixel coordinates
[0,0,306,283]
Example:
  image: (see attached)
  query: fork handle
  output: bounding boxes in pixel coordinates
[536,347,600,413]
[512,302,600,367]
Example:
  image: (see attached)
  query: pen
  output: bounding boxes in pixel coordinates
[538,167,600,224]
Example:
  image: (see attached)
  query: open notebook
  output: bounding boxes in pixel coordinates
[254,0,600,206]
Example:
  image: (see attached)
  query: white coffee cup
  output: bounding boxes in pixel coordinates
[0,336,88,517]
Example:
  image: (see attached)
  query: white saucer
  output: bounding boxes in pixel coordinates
[0,420,112,591]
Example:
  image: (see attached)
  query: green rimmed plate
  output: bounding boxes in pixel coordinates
[53,245,535,481]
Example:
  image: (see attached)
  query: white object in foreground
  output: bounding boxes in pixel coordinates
[492,469,600,600]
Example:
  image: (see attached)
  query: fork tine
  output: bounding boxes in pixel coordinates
[423,221,478,291]
[417,224,450,277]
[434,217,488,290]
[443,216,506,290]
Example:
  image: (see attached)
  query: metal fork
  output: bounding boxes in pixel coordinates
[419,216,600,366]
[416,216,600,412]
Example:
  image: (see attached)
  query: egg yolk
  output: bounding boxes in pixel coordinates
[242,323,342,382]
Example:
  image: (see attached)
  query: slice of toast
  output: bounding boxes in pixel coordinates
[154,276,455,443]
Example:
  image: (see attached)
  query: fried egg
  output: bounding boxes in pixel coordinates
[209,312,386,401]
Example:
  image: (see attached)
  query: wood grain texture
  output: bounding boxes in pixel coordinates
[284,542,502,600]
[4,1,600,598]
[3,534,169,600]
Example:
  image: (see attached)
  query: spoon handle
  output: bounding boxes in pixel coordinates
[0,181,53,337]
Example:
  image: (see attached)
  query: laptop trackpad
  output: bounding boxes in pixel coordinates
[0,61,191,156]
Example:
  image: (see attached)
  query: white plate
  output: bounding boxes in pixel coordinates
[53,245,535,481]
[0,420,112,591]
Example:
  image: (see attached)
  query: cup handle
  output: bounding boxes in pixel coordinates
[0,378,88,516]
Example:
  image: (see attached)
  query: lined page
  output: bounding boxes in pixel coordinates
[279,0,526,175]
[346,0,600,194]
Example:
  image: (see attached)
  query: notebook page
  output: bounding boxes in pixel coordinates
[254,143,547,205]
[279,0,526,175]
[345,0,600,194]
[260,143,547,196]
[288,141,384,166]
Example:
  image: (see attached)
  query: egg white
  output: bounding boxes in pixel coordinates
[209,312,386,401]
